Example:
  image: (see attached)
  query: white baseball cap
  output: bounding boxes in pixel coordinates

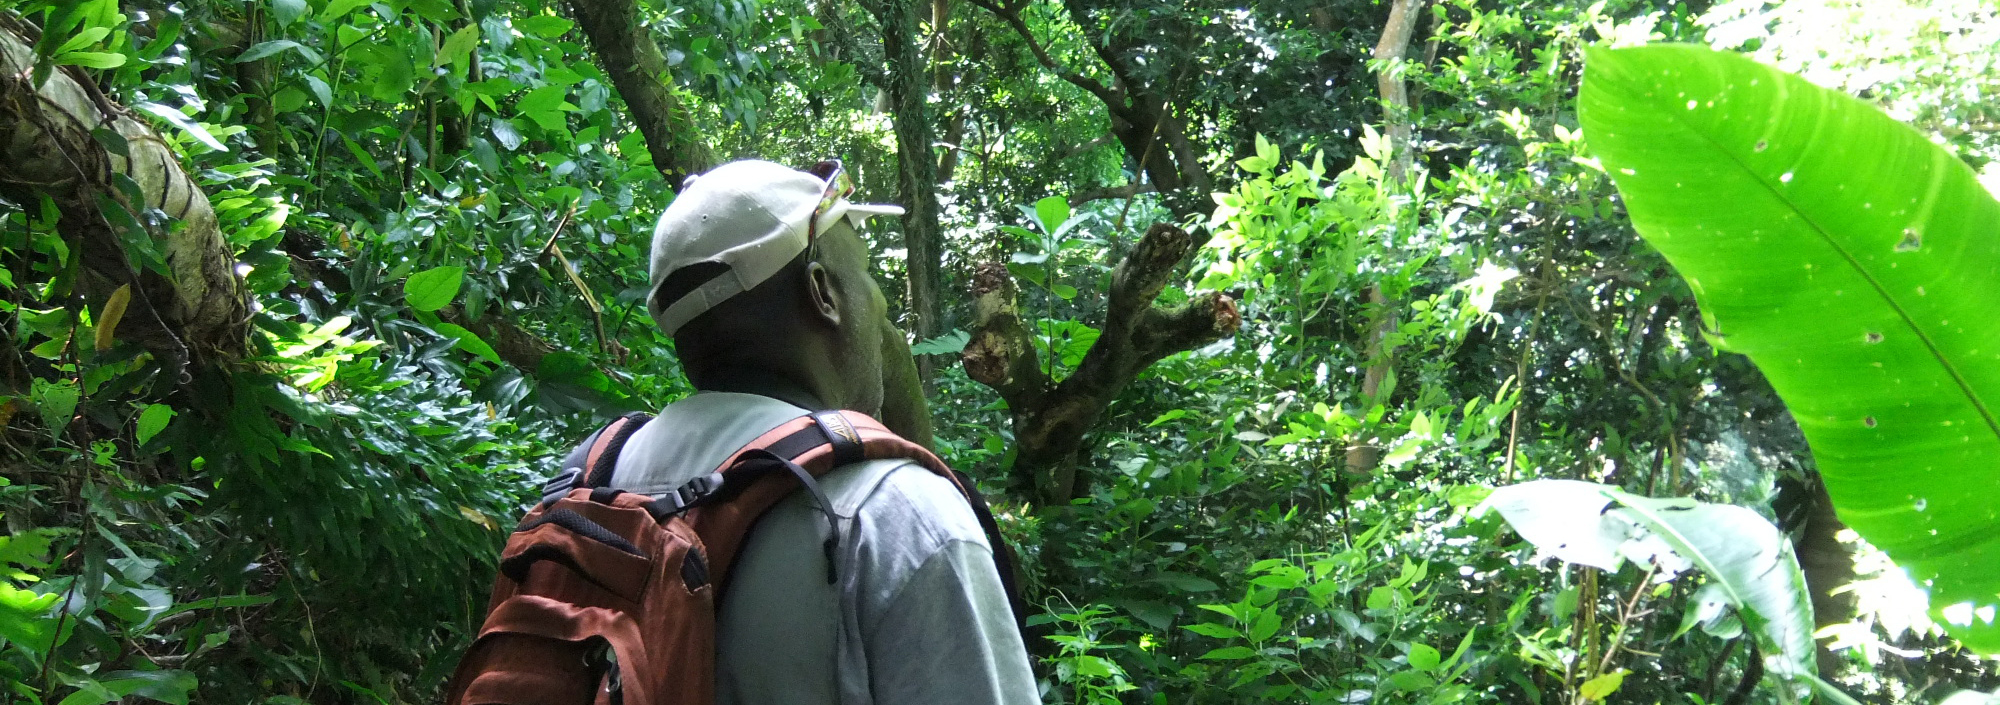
[647,159,903,335]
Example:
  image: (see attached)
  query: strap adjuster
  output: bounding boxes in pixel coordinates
[646,471,726,519]
[809,411,866,466]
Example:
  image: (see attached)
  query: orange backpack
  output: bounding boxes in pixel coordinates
[447,410,1025,705]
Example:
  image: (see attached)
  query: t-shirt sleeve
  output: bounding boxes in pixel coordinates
[842,466,1038,705]
[864,539,1039,705]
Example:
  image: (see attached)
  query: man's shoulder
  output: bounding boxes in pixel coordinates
[817,458,987,548]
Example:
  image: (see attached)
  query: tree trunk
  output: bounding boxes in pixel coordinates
[871,0,946,388]
[1775,472,1858,676]
[0,17,246,370]
[564,0,714,185]
[235,1,279,153]
[1345,0,1424,474]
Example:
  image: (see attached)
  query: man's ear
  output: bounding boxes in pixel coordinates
[805,261,842,327]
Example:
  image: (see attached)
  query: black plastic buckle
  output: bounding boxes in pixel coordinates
[646,471,726,519]
[539,467,583,507]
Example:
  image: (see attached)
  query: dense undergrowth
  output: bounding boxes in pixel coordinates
[1,0,1996,702]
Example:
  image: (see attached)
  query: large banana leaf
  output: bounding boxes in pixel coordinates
[1579,44,2000,651]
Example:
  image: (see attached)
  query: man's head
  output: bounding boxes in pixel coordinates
[647,160,901,415]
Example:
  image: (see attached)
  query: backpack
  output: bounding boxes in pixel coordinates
[446,409,1027,705]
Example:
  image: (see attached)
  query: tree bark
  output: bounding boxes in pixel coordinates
[0,18,247,371]
[1372,0,1424,180]
[564,0,714,186]
[963,224,1238,504]
[868,0,946,388]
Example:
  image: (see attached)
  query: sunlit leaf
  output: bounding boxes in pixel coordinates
[1407,643,1441,672]
[516,15,574,38]
[1033,195,1070,234]
[1579,669,1627,700]
[94,283,129,351]
[133,102,227,152]
[1582,44,2000,652]
[404,266,466,312]
[1480,479,1815,677]
[135,403,174,445]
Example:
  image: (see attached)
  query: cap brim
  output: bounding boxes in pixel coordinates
[819,201,904,233]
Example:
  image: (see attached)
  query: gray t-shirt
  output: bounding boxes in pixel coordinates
[609,392,1039,705]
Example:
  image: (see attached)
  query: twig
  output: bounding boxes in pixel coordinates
[535,202,624,360]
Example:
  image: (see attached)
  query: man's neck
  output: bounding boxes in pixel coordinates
[693,368,829,411]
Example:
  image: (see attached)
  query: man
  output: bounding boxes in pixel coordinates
[607,159,1038,704]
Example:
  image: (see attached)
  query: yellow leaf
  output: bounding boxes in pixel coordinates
[460,192,487,208]
[458,505,497,531]
[1579,670,1627,701]
[95,284,131,351]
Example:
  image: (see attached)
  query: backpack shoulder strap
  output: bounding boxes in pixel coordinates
[672,410,1030,634]
[537,411,652,507]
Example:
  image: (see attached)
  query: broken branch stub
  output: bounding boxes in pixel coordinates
[963,222,1238,504]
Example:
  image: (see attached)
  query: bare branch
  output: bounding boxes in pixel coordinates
[962,262,1050,410]
[564,0,714,185]
[1067,182,1154,206]
[961,0,1124,109]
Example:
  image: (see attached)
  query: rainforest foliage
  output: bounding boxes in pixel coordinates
[0,0,1997,702]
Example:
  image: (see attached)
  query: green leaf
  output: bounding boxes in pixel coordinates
[1182,622,1241,639]
[133,102,227,152]
[436,24,480,71]
[57,680,118,705]
[34,378,79,432]
[909,330,970,356]
[1051,284,1078,300]
[57,51,126,69]
[1152,572,1218,592]
[1384,670,1432,692]
[272,0,309,26]
[516,15,574,38]
[135,403,174,445]
[1579,670,1627,700]
[404,266,465,312]
[1581,44,2000,652]
[1113,598,1175,631]
[1246,610,1281,642]
[1407,643,1441,672]
[303,75,332,107]
[435,322,501,364]
[0,582,59,655]
[54,26,110,55]
[320,0,372,22]
[96,670,198,705]
[1199,646,1256,660]
[236,39,319,64]
[1033,195,1070,234]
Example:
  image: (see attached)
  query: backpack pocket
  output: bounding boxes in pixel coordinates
[501,507,655,603]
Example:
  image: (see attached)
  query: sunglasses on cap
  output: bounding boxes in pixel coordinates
[802,159,854,263]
